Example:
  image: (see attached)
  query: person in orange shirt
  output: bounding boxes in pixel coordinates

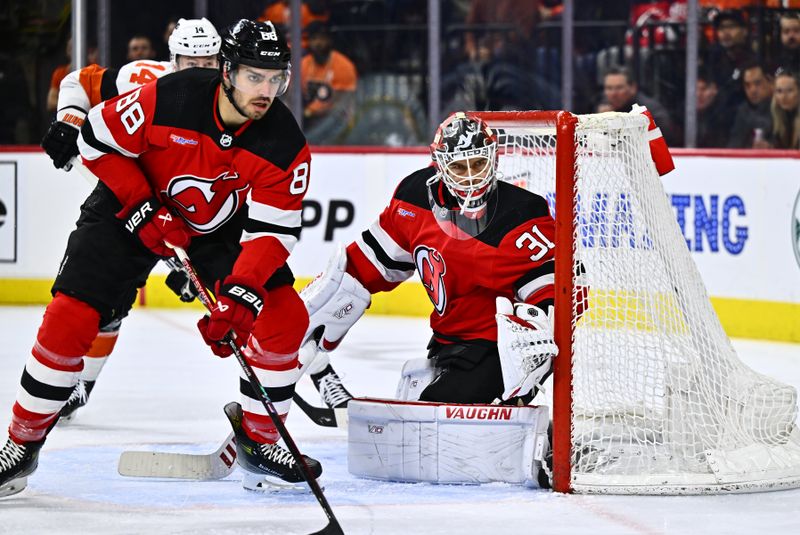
[47,38,98,112]
[258,0,329,48]
[300,22,357,144]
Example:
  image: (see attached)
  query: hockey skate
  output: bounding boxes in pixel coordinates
[59,379,95,422]
[311,365,353,409]
[223,401,322,492]
[0,437,45,498]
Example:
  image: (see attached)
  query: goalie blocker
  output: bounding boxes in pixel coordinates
[347,398,550,487]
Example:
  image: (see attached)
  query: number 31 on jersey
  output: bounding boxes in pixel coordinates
[516,225,555,261]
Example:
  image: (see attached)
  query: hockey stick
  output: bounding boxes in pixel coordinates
[68,157,99,186]
[118,432,237,480]
[292,393,349,429]
[172,246,344,535]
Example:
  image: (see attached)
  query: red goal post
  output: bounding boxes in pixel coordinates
[472,111,800,495]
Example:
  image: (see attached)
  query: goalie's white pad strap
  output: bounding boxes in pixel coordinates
[300,244,371,351]
[395,358,435,400]
[347,398,550,486]
[298,340,330,376]
[300,244,347,321]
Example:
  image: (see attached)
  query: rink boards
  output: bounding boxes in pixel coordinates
[0,147,799,342]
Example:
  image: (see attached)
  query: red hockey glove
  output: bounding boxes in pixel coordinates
[121,198,190,257]
[197,276,265,358]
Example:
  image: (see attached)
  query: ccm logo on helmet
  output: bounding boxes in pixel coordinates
[444,406,513,420]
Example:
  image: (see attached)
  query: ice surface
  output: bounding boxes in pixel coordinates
[1,306,799,534]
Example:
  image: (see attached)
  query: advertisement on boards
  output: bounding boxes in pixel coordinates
[0,161,16,263]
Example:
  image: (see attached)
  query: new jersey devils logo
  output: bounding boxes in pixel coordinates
[166,171,249,233]
[414,245,447,315]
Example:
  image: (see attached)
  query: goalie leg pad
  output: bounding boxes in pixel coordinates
[395,358,436,401]
[347,398,550,486]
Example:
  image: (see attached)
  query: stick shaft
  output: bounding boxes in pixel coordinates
[171,246,342,532]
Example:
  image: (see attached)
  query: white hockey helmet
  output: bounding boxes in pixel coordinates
[168,17,221,67]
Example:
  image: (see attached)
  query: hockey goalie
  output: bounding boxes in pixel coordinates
[300,112,573,487]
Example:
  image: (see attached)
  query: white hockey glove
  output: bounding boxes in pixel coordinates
[300,243,371,352]
[495,297,558,401]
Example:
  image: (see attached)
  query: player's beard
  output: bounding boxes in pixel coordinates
[236,91,273,120]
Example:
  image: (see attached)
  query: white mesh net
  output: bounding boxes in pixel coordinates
[481,111,800,494]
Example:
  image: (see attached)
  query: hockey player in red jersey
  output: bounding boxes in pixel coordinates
[42,17,221,171]
[38,17,221,423]
[0,19,320,498]
[301,111,559,406]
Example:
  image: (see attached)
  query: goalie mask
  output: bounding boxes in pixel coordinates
[168,18,221,70]
[427,112,499,239]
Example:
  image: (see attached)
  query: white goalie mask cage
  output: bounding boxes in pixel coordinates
[429,112,499,216]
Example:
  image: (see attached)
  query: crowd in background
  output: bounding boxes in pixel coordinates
[1,0,800,148]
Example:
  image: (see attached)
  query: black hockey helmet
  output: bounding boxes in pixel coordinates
[220,19,291,72]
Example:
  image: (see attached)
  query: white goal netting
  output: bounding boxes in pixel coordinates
[481,111,800,494]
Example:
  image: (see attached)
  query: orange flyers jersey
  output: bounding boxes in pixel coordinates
[301,51,357,115]
[345,167,556,343]
[57,59,172,116]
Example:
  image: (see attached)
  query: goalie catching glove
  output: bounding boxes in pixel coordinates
[197,276,265,357]
[495,297,558,401]
[300,244,371,352]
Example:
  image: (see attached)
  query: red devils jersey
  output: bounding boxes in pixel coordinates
[78,68,309,286]
[346,167,556,342]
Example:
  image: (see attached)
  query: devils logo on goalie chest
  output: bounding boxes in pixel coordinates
[166,171,250,233]
[414,245,448,315]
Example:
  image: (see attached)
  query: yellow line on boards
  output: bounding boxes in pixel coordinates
[1,278,798,343]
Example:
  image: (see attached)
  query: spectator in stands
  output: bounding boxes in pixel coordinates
[464,0,553,64]
[126,35,156,62]
[441,0,561,114]
[47,37,73,113]
[766,69,800,149]
[778,12,800,74]
[0,34,32,143]
[47,38,98,113]
[163,19,179,59]
[601,66,678,145]
[728,62,773,148]
[301,21,357,144]
[696,69,731,147]
[704,9,754,113]
[259,0,329,47]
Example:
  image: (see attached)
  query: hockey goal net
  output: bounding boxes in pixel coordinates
[474,110,800,494]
